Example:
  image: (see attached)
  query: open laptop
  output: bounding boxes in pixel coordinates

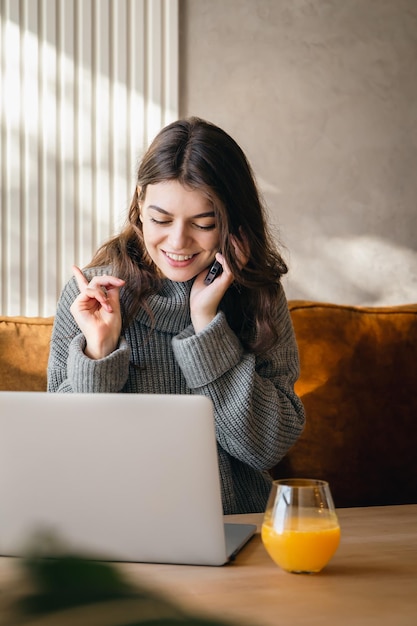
[0,392,256,566]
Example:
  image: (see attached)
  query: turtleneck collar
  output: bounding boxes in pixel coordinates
[133,279,194,333]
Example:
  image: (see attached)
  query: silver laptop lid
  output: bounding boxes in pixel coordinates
[0,392,236,565]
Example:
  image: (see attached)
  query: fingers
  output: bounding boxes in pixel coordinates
[72,265,89,290]
[72,265,125,313]
[204,253,233,290]
[85,283,113,312]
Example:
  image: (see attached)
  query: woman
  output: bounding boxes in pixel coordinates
[47,117,305,514]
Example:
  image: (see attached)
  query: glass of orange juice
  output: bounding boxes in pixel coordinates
[261,478,341,574]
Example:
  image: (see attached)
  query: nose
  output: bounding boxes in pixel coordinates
[168,222,191,250]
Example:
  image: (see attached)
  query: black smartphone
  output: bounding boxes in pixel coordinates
[204,259,223,285]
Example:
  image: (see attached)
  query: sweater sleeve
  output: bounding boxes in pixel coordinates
[171,284,305,471]
[47,275,131,393]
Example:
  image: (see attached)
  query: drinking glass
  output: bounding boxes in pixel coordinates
[261,478,341,574]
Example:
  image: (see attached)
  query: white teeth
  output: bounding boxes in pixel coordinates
[166,253,193,261]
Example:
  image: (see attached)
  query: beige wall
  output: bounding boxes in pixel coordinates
[179,0,417,305]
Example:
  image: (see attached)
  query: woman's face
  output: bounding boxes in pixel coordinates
[139,180,220,282]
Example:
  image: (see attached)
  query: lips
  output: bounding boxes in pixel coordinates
[165,252,194,261]
[162,251,199,269]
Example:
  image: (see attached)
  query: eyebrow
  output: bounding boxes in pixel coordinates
[147,205,215,219]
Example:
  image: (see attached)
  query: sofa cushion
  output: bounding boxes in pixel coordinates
[271,301,417,507]
[1,303,416,508]
[0,316,54,391]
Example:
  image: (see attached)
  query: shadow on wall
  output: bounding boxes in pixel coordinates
[258,176,417,307]
[282,234,417,306]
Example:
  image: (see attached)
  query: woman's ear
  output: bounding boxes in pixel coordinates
[231,228,250,269]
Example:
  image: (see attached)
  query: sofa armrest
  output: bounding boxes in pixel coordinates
[0,316,54,391]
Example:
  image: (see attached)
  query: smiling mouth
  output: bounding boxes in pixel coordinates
[164,252,195,261]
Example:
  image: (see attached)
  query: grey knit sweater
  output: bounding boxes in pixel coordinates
[47,271,305,514]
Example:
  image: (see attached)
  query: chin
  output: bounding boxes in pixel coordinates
[157,264,194,282]
[166,272,198,283]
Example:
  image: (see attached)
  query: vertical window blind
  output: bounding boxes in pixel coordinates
[0,0,178,316]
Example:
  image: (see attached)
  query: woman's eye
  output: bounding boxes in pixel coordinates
[149,217,216,230]
[195,223,216,231]
[150,218,171,225]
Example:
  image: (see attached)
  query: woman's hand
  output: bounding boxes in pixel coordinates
[190,235,249,333]
[70,266,125,360]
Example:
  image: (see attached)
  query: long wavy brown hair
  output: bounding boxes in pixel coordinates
[87,117,288,354]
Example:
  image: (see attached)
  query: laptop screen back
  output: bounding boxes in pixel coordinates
[0,392,232,565]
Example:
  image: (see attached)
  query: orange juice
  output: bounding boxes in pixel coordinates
[262,514,340,573]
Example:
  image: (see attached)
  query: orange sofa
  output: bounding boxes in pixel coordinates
[1,301,416,508]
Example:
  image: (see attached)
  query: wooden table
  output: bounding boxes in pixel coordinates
[122,504,417,626]
[1,505,416,625]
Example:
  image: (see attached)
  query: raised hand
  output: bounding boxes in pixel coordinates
[70,266,125,360]
[190,235,249,333]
